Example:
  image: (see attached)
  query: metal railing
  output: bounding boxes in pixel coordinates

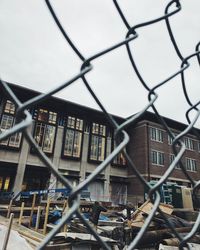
[0,1,200,249]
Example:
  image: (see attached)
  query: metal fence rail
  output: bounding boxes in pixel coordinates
[0,0,200,249]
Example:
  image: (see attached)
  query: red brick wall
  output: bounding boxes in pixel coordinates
[127,120,200,201]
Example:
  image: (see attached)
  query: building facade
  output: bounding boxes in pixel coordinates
[0,83,128,204]
[0,83,200,205]
[127,113,200,202]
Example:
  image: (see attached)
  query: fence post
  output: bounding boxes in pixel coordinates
[29,193,37,227]
[43,197,51,235]
[18,202,25,225]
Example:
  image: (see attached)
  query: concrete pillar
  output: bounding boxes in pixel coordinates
[49,126,63,189]
[104,136,112,201]
[13,125,32,195]
[79,132,89,182]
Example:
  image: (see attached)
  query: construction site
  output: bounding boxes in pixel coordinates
[0,0,200,249]
[0,184,200,250]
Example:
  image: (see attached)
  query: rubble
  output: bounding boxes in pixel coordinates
[0,190,200,249]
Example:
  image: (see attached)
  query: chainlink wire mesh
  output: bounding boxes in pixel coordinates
[0,0,200,249]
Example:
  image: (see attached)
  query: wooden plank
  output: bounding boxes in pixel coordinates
[6,199,13,218]
[43,197,51,235]
[62,200,68,232]
[0,215,44,242]
[2,213,14,250]
[29,193,37,227]
[18,202,25,225]
[35,206,41,232]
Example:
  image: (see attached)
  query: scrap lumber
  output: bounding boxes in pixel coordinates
[135,227,194,247]
[29,193,37,227]
[131,200,173,228]
[18,202,25,225]
[6,199,13,218]
[51,232,117,244]
[161,234,200,246]
[35,206,41,231]
[0,215,44,243]
[0,224,33,250]
[43,197,51,235]
[159,243,200,250]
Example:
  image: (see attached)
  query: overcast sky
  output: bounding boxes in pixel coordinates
[0,0,200,126]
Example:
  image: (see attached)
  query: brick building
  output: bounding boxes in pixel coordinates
[0,83,199,204]
[127,112,200,202]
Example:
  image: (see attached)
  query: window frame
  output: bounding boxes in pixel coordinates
[185,157,197,172]
[198,141,200,152]
[149,127,163,143]
[88,122,107,163]
[32,108,57,155]
[0,100,23,150]
[111,132,127,167]
[151,150,164,166]
[169,153,180,169]
[62,116,84,160]
[184,137,195,151]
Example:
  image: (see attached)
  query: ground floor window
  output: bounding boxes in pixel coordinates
[87,181,104,201]
[0,176,11,191]
[110,182,127,205]
[23,166,50,191]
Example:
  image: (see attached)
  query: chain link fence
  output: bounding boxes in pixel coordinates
[0,0,200,249]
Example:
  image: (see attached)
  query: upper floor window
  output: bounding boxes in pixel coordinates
[0,100,22,148]
[112,137,127,166]
[198,141,200,152]
[151,150,164,166]
[113,151,126,166]
[168,132,177,145]
[4,100,15,114]
[184,137,195,151]
[89,123,106,162]
[169,154,180,169]
[150,127,163,142]
[185,157,197,172]
[34,109,57,153]
[63,116,83,158]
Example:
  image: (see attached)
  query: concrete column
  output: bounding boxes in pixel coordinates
[79,132,89,182]
[104,136,112,201]
[13,125,32,195]
[49,126,63,189]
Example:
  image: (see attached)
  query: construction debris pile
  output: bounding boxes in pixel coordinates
[0,192,200,250]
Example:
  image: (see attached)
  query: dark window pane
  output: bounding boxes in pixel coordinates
[43,125,56,153]
[0,115,14,145]
[38,109,48,122]
[73,131,82,157]
[64,129,74,156]
[4,100,15,114]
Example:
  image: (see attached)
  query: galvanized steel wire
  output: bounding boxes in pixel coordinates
[0,0,200,249]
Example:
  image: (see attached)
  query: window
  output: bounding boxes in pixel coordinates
[89,123,106,162]
[63,116,83,158]
[184,137,195,150]
[151,150,164,165]
[168,132,177,145]
[185,158,197,172]
[169,154,180,169]
[198,141,200,152]
[113,152,126,166]
[34,109,57,153]
[150,127,163,142]
[112,140,126,166]
[0,100,22,148]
